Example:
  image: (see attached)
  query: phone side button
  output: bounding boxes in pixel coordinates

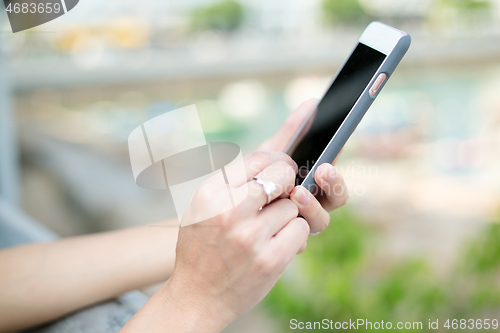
[369,73,387,96]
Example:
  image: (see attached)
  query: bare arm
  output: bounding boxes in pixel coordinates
[0,100,349,333]
[0,220,179,333]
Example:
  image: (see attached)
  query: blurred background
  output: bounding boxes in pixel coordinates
[1,0,500,331]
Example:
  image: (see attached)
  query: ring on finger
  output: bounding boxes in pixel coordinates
[253,177,277,205]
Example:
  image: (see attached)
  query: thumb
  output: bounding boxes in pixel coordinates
[258,99,318,152]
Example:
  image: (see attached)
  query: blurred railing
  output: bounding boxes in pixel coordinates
[0,13,20,206]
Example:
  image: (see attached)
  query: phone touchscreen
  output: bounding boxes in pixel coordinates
[291,43,386,182]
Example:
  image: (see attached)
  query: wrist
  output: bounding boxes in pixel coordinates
[159,278,235,333]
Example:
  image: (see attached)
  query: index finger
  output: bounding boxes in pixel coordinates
[258,99,318,152]
[224,151,298,187]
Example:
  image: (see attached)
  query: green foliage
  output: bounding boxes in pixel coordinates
[264,209,500,332]
[190,1,244,32]
[438,0,492,10]
[463,222,500,272]
[458,223,500,312]
[321,0,368,25]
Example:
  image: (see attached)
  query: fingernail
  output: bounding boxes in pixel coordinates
[292,186,310,206]
[321,164,336,183]
[309,232,321,236]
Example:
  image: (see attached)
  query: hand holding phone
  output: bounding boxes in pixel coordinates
[286,22,411,194]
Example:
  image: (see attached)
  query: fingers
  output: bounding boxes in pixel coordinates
[290,185,330,234]
[258,99,318,152]
[266,218,310,269]
[297,241,307,254]
[239,160,297,211]
[238,151,297,185]
[314,163,349,212]
[257,199,298,238]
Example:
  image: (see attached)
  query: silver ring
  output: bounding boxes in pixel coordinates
[253,177,276,205]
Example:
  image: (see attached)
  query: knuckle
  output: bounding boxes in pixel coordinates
[273,159,289,169]
[230,228,257,251]
[274,161,297,184]
[249,150,269,161]
[250,150,267,158]
[283,153,296,167]
[285,164,297,179]
[274,151,291,160]
[192,184,212,203]
[217,210,233,227]
[275,154,295,169]
[254,255,278,275]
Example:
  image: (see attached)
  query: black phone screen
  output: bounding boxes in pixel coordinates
[291,43,386,179]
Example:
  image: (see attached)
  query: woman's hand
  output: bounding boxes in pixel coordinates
[121,151,309,332]
[121,100,350,332]
[258,99,350,234]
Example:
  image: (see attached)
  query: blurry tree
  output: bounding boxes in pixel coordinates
[429,0,494,30]
[321,0,369,26]
[265,207,500,332]
[458,220,500,312]
[437,0,492,10]
[190,0,244,32]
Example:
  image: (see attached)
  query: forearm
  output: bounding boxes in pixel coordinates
[0,220,179,333]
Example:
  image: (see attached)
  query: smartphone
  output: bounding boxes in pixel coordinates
[286,22,411,193]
